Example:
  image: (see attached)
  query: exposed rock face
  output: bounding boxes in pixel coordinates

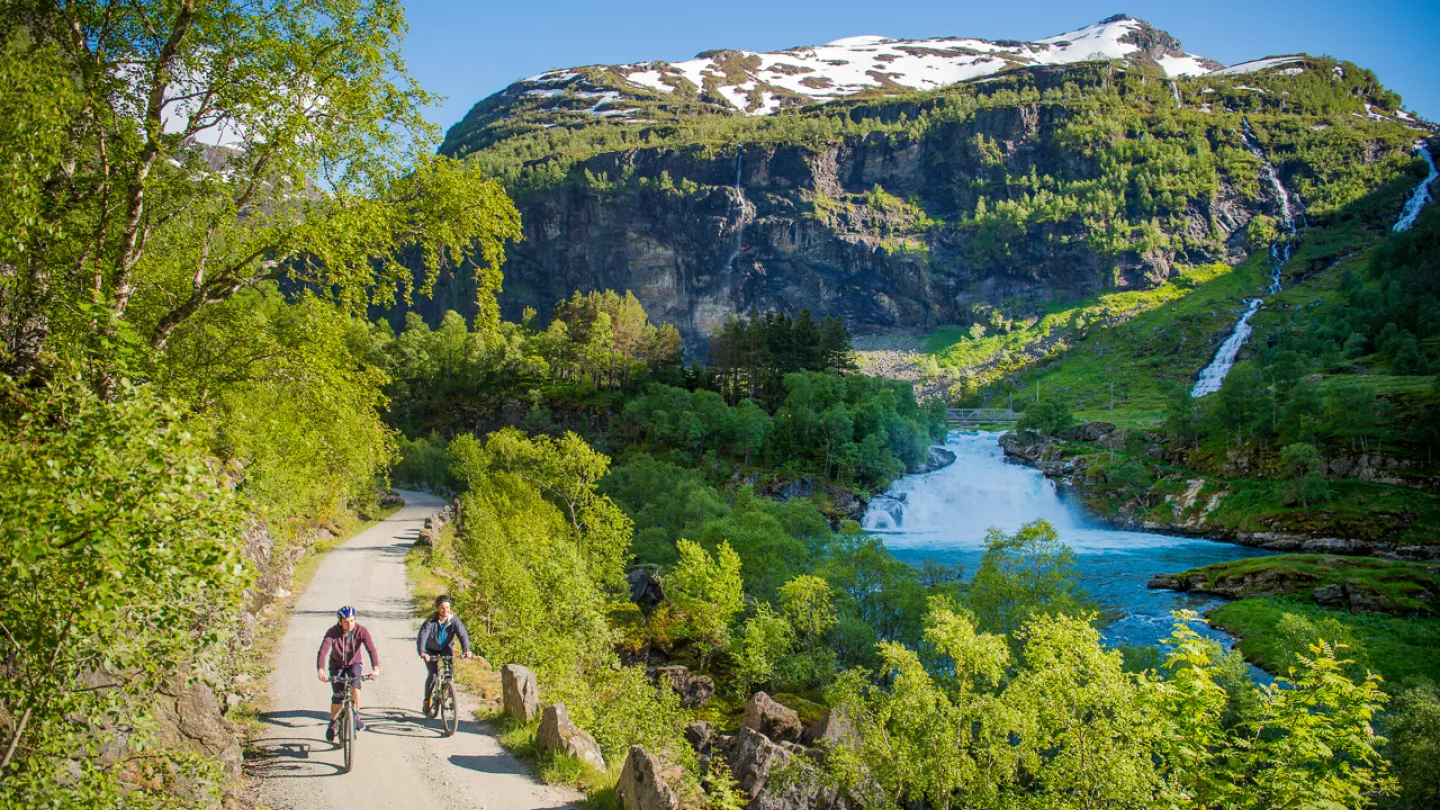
[618,746,681,810]
[724,727,794,794]
[150,681,244,780]
[999,431,1440,561]
[1147,569,1315,598]
[1312,583,1388,613]
[501,664,540,722]
[801,708,859,748]
[537,702,605,771]
[724,727,846,810]
[405,91,1264,347]
[743,692,803,743]
[628,568,665,613]
[653,665,716,709]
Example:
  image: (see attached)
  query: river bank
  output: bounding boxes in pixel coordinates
[862,431,1277,650]
[997,426,1440,561]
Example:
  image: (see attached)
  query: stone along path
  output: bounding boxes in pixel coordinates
[252,490,578,810]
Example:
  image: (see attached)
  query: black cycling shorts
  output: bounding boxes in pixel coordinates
[329,664,363,704]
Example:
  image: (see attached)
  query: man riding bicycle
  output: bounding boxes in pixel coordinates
[317,606,381,742]
[416,595,471,716]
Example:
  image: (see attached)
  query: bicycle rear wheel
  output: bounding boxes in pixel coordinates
[441,682,458,737]
[342,706,354,773]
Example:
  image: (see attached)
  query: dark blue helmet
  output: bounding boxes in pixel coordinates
[336,606,357,620]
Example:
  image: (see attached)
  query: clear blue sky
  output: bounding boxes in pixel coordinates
[400,0,1439,136]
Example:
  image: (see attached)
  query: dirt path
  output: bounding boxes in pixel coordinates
[251,490,578,810]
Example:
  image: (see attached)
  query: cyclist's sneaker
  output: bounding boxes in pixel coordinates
[325,720,338,742]
[354,717,367,732]
[423,699,432,717]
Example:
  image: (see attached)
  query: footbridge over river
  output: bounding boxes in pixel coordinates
[948,408,1020,426]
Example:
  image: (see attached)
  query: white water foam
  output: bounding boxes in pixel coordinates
[1393,142,1437,233]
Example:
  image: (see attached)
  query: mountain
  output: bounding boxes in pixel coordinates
[401,16,1435,350]
[441,15,1220,156]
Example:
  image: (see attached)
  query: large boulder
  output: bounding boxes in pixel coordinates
[536,702,605,771]
[617,746,680,810]
[802,707,858,749]
[628,568,664,613]
[724,727,792,794]
[1061,421,1117,443]
[654,665,716,709]
[743,692,802,743]
[501,664,539,722]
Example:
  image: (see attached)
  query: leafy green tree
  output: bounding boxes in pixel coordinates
[664,540,745,656]
[1244,641,1394,809]
[967,520,1085,636]
[1015,397,1075,436]
[1382,683,1440,810]
[0,371,248,803]
[1279,442,1330,516]
[0,0,521,378]
[732,603,794,695]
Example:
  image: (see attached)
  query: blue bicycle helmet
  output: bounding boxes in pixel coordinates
[336,605,357,619]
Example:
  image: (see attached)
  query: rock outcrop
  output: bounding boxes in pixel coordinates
[618,746,681,810]
[537,702,605,771]
[502,664,540,722]
[653,665,715,709]
[743,692,803,743]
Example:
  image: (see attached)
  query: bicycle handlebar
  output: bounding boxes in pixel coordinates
[328,673,376,683]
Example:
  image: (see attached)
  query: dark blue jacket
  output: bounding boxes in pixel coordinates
[417,614,471,656]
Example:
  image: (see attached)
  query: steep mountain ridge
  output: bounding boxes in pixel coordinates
[442,15,1221,156]
[402,17,1435,354]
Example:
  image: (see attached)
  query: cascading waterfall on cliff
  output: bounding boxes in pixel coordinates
[725,147,746,271]
[1170,81,1181,106]
[1393,141,1437,233]
[864,432,1273,650]
[1191,121,1304,397]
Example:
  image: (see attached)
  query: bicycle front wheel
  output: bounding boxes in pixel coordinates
[441,682,458,737]
[342,706,354,773]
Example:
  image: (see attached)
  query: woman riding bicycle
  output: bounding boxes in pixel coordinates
[416,595,470,716]
[316,606,381,742]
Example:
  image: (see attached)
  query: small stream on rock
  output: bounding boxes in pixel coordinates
[1189,120,1303,398]
[1393,141,1437,233]
[864,432,1276,651]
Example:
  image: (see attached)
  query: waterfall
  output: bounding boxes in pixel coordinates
[862,432,1276,652]
[1170,81,1181,106]
[1191,122,1306,397]
[725,148,746,271]
[1393,142,1437,233]
[864,432,1077,536]
[1190,299,1262,397]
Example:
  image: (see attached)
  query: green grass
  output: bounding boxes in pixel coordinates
[1174,554,1439,613]
[925,263,1249,424]
[1204,478,1440,547]
[1210,595,1440,686]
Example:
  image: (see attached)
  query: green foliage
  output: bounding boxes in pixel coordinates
[1015,397,1075,436]
[1280,442,1331,515]
[967,520,1086,636]
[393,432,456,490]
[664,540,745,654]
[732,603,795,696]
[825,605,1395,810]
[1382,683,1440,810]
[0,371,249,804]
[0,1,521,376]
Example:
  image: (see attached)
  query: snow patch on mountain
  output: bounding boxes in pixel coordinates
[1209,56,1306,76]
[604,16,1215,116]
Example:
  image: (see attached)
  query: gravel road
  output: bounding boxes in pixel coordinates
[252,490,578,810]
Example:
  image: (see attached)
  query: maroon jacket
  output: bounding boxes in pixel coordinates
[317,624,380,669]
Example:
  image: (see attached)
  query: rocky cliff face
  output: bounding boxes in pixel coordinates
[402,20,1430,349]
[418,90,1262,345]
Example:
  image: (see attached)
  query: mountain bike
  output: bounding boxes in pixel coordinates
[425,654,459,737]
[330,671,374,772]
